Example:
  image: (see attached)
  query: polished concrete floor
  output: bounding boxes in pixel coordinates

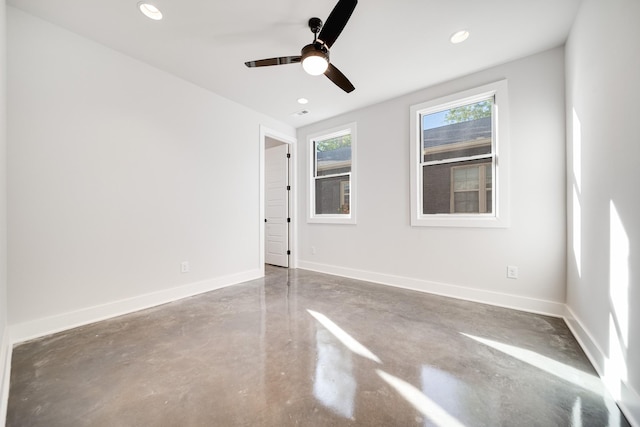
[7,267,630,426]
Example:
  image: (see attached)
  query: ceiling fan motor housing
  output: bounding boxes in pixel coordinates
[301,43,329,61]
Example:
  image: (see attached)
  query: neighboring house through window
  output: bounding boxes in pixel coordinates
[308,123,357,224]
[410,81,510,227]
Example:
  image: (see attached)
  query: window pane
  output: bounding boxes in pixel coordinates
[422,99,493,162]
[423,160,493,214]
[315,175,350,214]
[454,192,480,213]
[422,164,452,214]
[316,135,351,176]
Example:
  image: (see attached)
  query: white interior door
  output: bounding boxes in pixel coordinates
[265,143,289,267]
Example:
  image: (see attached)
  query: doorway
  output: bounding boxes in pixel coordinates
[265,139,289,267]
[260,126,296,271]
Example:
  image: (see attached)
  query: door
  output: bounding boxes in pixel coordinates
[265,143,289,267]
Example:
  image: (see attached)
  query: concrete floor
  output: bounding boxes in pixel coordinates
[7,267,630,426]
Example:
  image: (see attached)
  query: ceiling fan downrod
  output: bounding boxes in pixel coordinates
[308,17,323,38]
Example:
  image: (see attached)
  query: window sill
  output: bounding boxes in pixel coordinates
[308,215,356,225]
[411,214,509,228]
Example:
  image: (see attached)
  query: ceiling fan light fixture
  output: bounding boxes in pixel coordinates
[301,44,329,76]
[303,56,329,76]
[138,2,163,20]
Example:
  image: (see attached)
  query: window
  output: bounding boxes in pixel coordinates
[308,123,356,224]
[410,81,510,227]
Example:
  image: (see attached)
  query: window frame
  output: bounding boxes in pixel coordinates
[409,80,510,228]
[308,122,357,224]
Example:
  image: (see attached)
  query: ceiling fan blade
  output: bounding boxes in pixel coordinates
[245,56,301,68]
[324,63,355,93]
[318,0,357,49]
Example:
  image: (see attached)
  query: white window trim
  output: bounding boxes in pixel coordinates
[308,122,357,224]
[409,80,510,228]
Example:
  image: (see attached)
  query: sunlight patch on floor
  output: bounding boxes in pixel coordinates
[461,333,603,395]
[377,369,466,427]
[307,309,382,363]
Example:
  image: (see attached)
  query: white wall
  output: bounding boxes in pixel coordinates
[565,0,640,423]
[6,7,294,339]
[297,47,567,315]
[0,0,10,420]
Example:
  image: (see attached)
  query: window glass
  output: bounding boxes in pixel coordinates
[420,97,494,215]
[316,135,352,176]
[451,163,492,213]
[315,175,350,214]
[422,100,493,162]
[309,124,356,224]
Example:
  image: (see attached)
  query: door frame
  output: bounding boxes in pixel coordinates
[259,125,297,274]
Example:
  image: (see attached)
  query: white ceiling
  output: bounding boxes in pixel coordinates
[7,0,581,128]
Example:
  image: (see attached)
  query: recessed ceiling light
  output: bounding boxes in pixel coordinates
[138,2,163,20]
[297,98,309,105]
[450,30,470,44]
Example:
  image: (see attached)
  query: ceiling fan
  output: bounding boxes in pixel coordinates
[244,0,358,93]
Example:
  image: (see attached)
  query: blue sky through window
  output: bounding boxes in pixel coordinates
[422,110,448,131]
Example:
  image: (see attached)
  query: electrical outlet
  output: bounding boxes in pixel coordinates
[507,265,518,279]
[311,246,316,255]
[181,261,190,273]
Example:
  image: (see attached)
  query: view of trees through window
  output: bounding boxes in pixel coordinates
[315,134,351,152]
[444,100,491,124]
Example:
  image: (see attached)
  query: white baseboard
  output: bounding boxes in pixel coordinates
[564,306,640,427]
[10,269,263,345]
[620,381,640,427]
[297,260,566,317]
[1,326,11,427]
[563,305,607,377]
